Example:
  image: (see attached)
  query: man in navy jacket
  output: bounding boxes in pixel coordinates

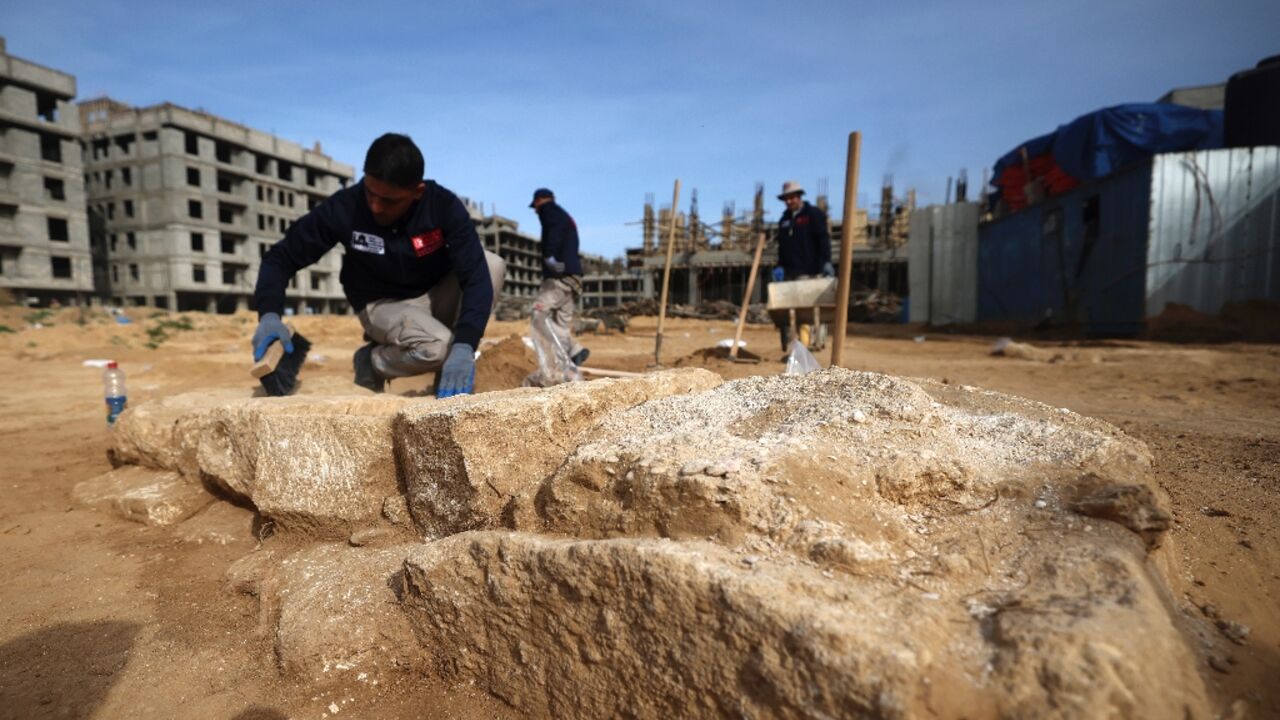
[771,180,834,351]
[773,180,833,281]
[252,133,505,396]
[530,188,589,366]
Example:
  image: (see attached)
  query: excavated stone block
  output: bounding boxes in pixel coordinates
[400,531,1208,719]
[260,543,424,688]
[194,395,415,536]
[395,369,722,537]
[73,465,213,526]
[108,389,247,475]
[175,501,257,545]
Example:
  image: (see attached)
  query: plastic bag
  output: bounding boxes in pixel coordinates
[784,340,821,375]
[523,310,583,387]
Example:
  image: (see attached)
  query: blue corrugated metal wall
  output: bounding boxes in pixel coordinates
[978,162,1152,335]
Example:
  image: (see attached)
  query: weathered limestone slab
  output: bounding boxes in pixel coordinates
[73,465,212,526]
[108,389,247,474]
[395,369,722,537]
[259,544,423,688]
[175,500,257,545]
[112,392,415,535]
[194,395,415,535]
[399,529,1208,720]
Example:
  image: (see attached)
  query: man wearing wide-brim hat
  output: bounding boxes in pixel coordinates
[770,180,833,350]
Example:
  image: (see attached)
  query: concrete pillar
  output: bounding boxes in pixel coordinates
[205,295,216,313]
[236,295,248,312]
[686,267,698,305]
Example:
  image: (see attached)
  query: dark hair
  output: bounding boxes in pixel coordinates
[363,133,424,188]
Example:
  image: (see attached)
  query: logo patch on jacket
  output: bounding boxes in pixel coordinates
[351,231,385,255]
[411,229,444,257]
[796,216,811,225]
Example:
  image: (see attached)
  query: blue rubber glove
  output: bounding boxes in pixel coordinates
[544,256,567,274]
[822,262,835,278]
[437,343,476,398]
[771,267,785,282]
[252,312,293,361]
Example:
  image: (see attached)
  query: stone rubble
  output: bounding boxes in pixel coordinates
[93,367,1215,719]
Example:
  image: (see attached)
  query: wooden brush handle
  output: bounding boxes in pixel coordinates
[249,326,294,378]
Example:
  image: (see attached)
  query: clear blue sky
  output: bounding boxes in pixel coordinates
[3,1,1276,258]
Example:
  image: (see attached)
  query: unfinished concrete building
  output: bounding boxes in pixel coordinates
[79,97,354,313]
[0,37,94,305]
[471,212,542,298]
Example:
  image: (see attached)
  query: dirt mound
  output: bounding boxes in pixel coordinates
[1146,300,1280,343]
[475,334,536,392]
[674,345,764,367]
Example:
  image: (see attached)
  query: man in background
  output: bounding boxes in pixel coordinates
[771,180,833,351]
[530,188,589,366]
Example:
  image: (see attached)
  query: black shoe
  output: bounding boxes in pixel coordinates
[571,348,590,366]
[353,342,385,393]
[780,327,793,352]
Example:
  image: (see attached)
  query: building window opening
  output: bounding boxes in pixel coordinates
[188,200,203,219]
[37,93,59,122]
[187,167,200,187]
[114,133,135,155]
[47,217,70,242]
[40,134,62,163]
[215,141,232,164]
[121,167,132,186]
[124,200,134,217]
[51,256,72,278]
[127,232,137,250]
[277,162,293,182]
[185,131,199,155]
[43,177,65,201]
[193,264,206,283]
[190,232,204,251]
[129,264,139,281]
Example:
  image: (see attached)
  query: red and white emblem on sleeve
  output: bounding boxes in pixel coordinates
[411,229,444,257]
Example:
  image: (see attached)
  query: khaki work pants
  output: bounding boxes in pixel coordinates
[533,276,584,359]
[358,250,506,378]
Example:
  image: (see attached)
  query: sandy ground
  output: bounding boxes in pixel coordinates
[0,306,1276,719]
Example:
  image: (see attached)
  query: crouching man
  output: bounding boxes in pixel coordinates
[252,133,505,397]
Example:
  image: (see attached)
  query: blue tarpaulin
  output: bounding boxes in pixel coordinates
[990,103,1224,205]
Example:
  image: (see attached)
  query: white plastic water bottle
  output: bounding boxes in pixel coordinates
[104,360,127,427]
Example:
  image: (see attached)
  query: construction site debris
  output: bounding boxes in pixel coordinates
[585,299,772,324]
[848,290,903,323]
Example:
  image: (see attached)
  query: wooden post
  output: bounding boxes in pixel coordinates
[729,230,766,360]
[654,179,681,365]
[831,131,861,368]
